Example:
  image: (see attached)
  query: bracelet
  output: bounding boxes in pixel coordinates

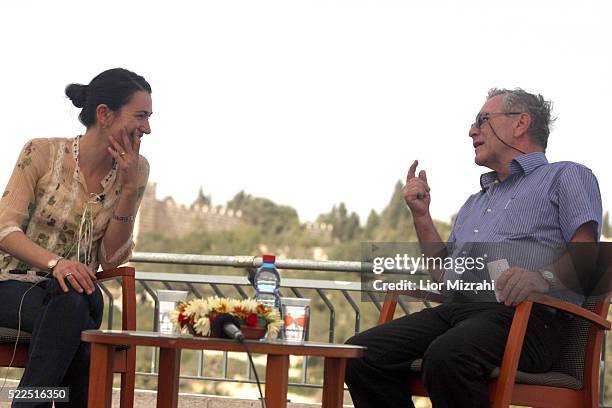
[113,215,135,222]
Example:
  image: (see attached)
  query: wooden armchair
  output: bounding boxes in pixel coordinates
[0,266,137,408]
[378,290,612,408]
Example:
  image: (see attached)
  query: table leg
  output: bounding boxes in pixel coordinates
[157,347,181,408]
[87,343,115,408]
[322,358,346,408]
[265,354,290,408]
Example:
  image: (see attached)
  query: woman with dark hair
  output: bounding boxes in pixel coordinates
[0,68,152,407]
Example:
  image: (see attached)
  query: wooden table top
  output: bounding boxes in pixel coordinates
[82,330,365,358]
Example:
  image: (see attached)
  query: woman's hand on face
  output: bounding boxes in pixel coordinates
[107,127,141,192]
[52,259,97,295]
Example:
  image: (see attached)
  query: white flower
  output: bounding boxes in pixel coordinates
[239,298,259,313]
[217,297,232,312]
[227,298,240,310]
[169,309,180,324]
[266,320,282,339]
[265,308,281,322]
[193,316,211,336]
[206,296,222,312]
[183,299,208,320]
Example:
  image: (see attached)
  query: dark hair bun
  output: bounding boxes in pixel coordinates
[65,83,88,108]
[66,68,151,127]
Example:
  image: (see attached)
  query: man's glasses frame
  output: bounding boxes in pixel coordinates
[472,112,524,129]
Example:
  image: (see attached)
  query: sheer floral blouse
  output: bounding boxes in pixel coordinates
[0,137,149,283]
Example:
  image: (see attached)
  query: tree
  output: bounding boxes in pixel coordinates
[376,181,415,241]
[227,190,250,210]
[193,186,211,207]
[317,203,362,241]
[363,210,380,239]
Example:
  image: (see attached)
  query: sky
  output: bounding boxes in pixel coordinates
[1,0,610,225]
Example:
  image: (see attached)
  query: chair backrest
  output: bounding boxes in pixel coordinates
[551,238,612,388]
[550,295,610,385]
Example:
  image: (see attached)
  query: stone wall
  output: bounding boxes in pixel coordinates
[134,183,244,241]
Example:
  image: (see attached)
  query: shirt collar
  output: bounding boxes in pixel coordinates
[480,152,548,190]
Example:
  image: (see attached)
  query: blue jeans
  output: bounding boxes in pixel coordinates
[0,278,103,407]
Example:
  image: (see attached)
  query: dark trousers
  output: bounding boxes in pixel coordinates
[0,278,103,408]
[345,302,562,408]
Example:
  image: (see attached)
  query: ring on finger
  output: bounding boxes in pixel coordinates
[120,151,126,157]
[65,272,74,278]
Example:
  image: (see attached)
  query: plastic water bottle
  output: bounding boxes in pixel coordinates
[254,254,281,311]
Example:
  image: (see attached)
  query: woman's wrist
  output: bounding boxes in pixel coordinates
[120,185,138,196]
[47,255,64,272]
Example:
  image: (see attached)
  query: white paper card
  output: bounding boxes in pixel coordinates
[487,259,509,302]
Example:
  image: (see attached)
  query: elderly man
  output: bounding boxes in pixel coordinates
[345,88,602,408]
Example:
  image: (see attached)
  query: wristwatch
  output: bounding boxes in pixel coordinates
[47,256,63,272]
[539,270,556,292]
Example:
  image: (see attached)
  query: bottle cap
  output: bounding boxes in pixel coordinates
[262,254,276,263]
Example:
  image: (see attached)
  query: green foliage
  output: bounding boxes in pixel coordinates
[228,191,300,236]
[363,210,380,239]
[371,181,416,242]
[317,202,362,241]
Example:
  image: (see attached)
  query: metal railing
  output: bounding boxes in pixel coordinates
[95,251,611,405]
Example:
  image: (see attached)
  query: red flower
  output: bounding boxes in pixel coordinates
[246,313,258,327]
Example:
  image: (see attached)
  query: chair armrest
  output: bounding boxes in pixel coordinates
[96,266,136,331]
[96,266,135,282]
[529,294,611,330]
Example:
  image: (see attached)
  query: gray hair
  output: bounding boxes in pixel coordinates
[487,88,556,150]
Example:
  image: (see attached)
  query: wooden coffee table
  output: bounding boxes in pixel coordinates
[82,330,365,408]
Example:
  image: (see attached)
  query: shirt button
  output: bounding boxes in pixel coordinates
[483,253,488,258]
[474,229,479,233]
[486,208,492,213]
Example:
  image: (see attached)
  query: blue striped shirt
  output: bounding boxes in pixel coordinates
[447,152,602,305]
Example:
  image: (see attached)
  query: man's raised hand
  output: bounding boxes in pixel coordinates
[403,160,431,218]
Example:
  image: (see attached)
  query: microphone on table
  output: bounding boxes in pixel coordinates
[212,313,264,408]
[211,313,245,342]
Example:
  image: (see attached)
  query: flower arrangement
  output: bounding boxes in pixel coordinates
[171,296,282,339]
